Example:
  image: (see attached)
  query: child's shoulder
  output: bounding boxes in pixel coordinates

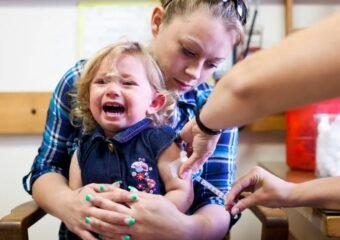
[141,125,177,144]
[143,124,176,136]
[141,125,177,152]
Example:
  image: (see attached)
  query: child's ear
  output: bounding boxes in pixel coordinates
[147,93,167,114]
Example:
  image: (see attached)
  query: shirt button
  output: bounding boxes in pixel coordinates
[107,143,114,152]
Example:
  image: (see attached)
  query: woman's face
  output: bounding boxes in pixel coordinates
[150,7,235,93]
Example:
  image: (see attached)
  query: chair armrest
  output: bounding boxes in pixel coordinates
[249,205,288,240]
[0,200,46,240]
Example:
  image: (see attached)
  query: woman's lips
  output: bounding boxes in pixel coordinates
[174,78,194,89]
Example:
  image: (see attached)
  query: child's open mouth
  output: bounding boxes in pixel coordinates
[103,103,125,115]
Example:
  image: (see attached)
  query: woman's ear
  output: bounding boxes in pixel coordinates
[147,93,167,114]
[151,6,164,37]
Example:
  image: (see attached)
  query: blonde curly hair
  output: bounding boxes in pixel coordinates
[70,41,177,133]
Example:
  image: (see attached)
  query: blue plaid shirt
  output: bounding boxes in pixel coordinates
[23,59,238,211]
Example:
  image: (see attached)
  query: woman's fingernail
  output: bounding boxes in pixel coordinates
[85,194,92,202]
[125,217,136,226]
[113,180,122,186]
[84,216,91,224]
[123,235,131,240]
[128,185,137,191]
[99,185,105,192]
[130,193,138,201]
[231,207,240,216]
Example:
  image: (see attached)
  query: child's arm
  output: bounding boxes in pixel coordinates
[158,143,194,213]
[69,150,83,190]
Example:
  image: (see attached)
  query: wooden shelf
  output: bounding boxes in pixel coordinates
[0,92,51,135]
[247,113,286,131]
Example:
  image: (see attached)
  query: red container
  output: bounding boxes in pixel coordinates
[286,98,340,171]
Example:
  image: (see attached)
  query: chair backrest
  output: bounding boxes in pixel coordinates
[0,201,46,240]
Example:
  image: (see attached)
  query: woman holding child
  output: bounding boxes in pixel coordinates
[23,1,248,239]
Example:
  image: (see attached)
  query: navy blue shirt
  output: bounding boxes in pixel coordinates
[78,118,177,194]
[65,118,177,239]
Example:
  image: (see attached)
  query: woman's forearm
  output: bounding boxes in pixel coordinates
[288,177,340,209]
[32,173,73,219]
[201,12,340,130]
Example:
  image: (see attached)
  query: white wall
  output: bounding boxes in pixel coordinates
[0,0,78,92]
[0,136,60,239]
[0,1,339,239]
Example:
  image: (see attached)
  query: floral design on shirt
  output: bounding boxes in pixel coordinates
[130,157,157,193]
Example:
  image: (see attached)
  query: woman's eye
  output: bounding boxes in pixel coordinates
[182,47,196,58]
[206,62,218,69]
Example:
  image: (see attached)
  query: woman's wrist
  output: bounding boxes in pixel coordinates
[195,113,223,135]
[280,182,297,208]
[196,107,223,135]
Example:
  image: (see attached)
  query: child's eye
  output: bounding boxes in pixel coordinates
[94,78,106,84]
[182,47,196,58]
[123,80,137,86]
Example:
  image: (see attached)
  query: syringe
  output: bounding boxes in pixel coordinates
[193,175,226,199]
[169,148,226,199]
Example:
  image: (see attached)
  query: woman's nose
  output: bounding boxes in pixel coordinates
[185,62,203,81]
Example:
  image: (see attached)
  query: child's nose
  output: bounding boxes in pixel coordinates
[106,83,120,97]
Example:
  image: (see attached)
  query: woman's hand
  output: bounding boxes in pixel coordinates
[225,166,294,215]
[61,183,135,240]
[179,119,220,177]
[125,192,193,240]
[86,188,230,240]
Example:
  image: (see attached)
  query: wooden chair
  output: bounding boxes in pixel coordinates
[0,200,288,240]
[0,201,45,240]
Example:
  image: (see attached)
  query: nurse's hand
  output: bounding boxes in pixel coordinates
[225,166,294,215]
[179,119,220,177]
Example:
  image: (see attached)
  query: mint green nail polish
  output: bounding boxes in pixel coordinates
[85,194,92,202]
[99,185,105,192]
[128,217,135,226]
[113,180,122,185]
[128,185,137,191]
[130,193,138,201]
[84,216,91,224]
[123,235,131,240]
